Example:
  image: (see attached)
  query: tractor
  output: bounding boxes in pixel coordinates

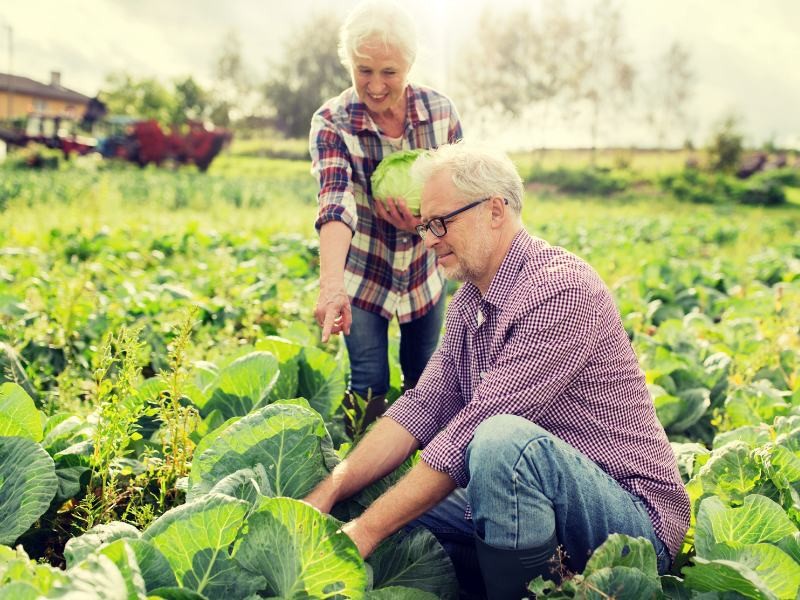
[1,96,233,171]
[94,115,233,172]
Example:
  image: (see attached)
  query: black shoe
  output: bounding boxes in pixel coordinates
[475,532,559,600]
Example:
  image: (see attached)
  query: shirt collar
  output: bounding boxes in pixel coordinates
[459,229,532,316]
[348,85,429,134]
[483,229,532,309]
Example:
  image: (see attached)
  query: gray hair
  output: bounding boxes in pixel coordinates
[412,143,524,215]
[338,1,417,70]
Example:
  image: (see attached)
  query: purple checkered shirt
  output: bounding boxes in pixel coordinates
[310,84,463,323]
[385,230,690,559]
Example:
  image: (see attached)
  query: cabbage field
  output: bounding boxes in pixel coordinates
[0,154,799,599]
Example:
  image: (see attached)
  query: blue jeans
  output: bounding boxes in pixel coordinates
[344,294,445,396]
[410,415,671,577]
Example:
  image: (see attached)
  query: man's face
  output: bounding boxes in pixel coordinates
[351,42,409,116]
[420,171,495,285]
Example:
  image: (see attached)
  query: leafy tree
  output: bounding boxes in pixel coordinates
[210,29,253,126]
[644,41,695,149]
[100,72,176,125]
[569,0,636,159]
[262,14,351,138]
[454,2,584,145]
[707,114,745,172]
[171,76,210,124]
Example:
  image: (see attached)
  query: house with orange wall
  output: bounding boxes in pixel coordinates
[0,71,91,120]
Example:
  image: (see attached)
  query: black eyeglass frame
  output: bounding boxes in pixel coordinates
[416,196,506,239]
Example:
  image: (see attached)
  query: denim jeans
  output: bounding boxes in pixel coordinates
[410,414,671,578]
[344,294,445,396]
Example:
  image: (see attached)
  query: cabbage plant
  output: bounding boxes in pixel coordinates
[370,149,427,216]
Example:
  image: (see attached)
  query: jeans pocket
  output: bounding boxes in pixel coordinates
[655,539,671,575]
[629,495,671,574]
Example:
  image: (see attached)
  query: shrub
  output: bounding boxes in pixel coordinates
[660,168,787,206]
[706,115,744,172]
[526,166,630,195]
[738,175,786,206]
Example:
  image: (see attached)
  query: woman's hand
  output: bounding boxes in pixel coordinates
[314,282,352,343]
[373,196,422,233]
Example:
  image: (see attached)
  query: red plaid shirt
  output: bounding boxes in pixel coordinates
[386,230,690,559]
[310,84,462,323]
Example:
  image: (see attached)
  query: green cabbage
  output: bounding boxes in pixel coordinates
[370,149,427,215]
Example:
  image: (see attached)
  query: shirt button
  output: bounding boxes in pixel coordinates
[480,372,487,380]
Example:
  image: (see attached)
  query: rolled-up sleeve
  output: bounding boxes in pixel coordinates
[309,112,358,234]
[385,346,463,449]
[448,104,463,144]
[420,287,600,487]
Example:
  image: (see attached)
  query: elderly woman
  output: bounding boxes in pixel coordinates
[310,0,462,434]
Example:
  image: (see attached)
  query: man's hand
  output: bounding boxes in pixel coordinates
[314,281,351,343]
[373,197,422,233]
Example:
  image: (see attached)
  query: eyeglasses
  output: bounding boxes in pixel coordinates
[416,197,494,240]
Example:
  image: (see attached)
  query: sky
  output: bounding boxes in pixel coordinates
[2,0,799,149]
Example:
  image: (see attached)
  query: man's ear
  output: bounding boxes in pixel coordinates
[490,195,506,224]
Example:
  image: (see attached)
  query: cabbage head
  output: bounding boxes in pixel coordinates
[371,149,427,215]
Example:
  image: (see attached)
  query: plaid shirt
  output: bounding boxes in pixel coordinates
[310,84,463,323]
[386,230,690,559]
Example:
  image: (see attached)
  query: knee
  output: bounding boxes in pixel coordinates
[467,415,548,473]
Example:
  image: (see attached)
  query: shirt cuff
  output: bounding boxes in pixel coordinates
[420,430,469,488]
[315,203,356,234]
[385,397,441,449]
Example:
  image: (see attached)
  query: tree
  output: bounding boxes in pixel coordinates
[644,41,694,149]
[262,14,351,138]
[172,76,210,124]
[100,72,176,125]
[569,0,636,159]
[210,30,253,126]
[454,2,584,145]
[707,114,744,172]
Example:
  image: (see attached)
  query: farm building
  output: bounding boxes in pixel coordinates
[0,71,91,120]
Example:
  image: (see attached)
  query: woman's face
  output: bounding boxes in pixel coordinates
[351,41,410,115]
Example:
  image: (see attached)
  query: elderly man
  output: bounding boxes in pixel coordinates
[305,143,690,599]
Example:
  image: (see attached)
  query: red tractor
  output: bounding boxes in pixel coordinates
[97,116,233,172]
[0,96,233,171]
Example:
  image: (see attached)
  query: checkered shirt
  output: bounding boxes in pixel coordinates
[386,230,690,559]
[310,84,463,323]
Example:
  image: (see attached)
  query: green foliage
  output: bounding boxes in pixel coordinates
[186,402,338,502]
[526,165,630,195]
[142,494,261,597]
[0,436,58,545]
[707,115,745,172]
[528,534,662,598]
[262,14,351,137]
[367,528,459,599]
[686,494,800,598]
[233,497,365,598]
[0,383,43,441]
[1,151,799,596]
[100,72,177,125]
[660,167,788,206]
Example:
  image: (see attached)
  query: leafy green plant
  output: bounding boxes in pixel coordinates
[154,309,201,508]
[370,149,427,215]
[528,534,662,598]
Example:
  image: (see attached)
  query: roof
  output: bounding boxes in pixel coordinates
[0,72,91,104]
